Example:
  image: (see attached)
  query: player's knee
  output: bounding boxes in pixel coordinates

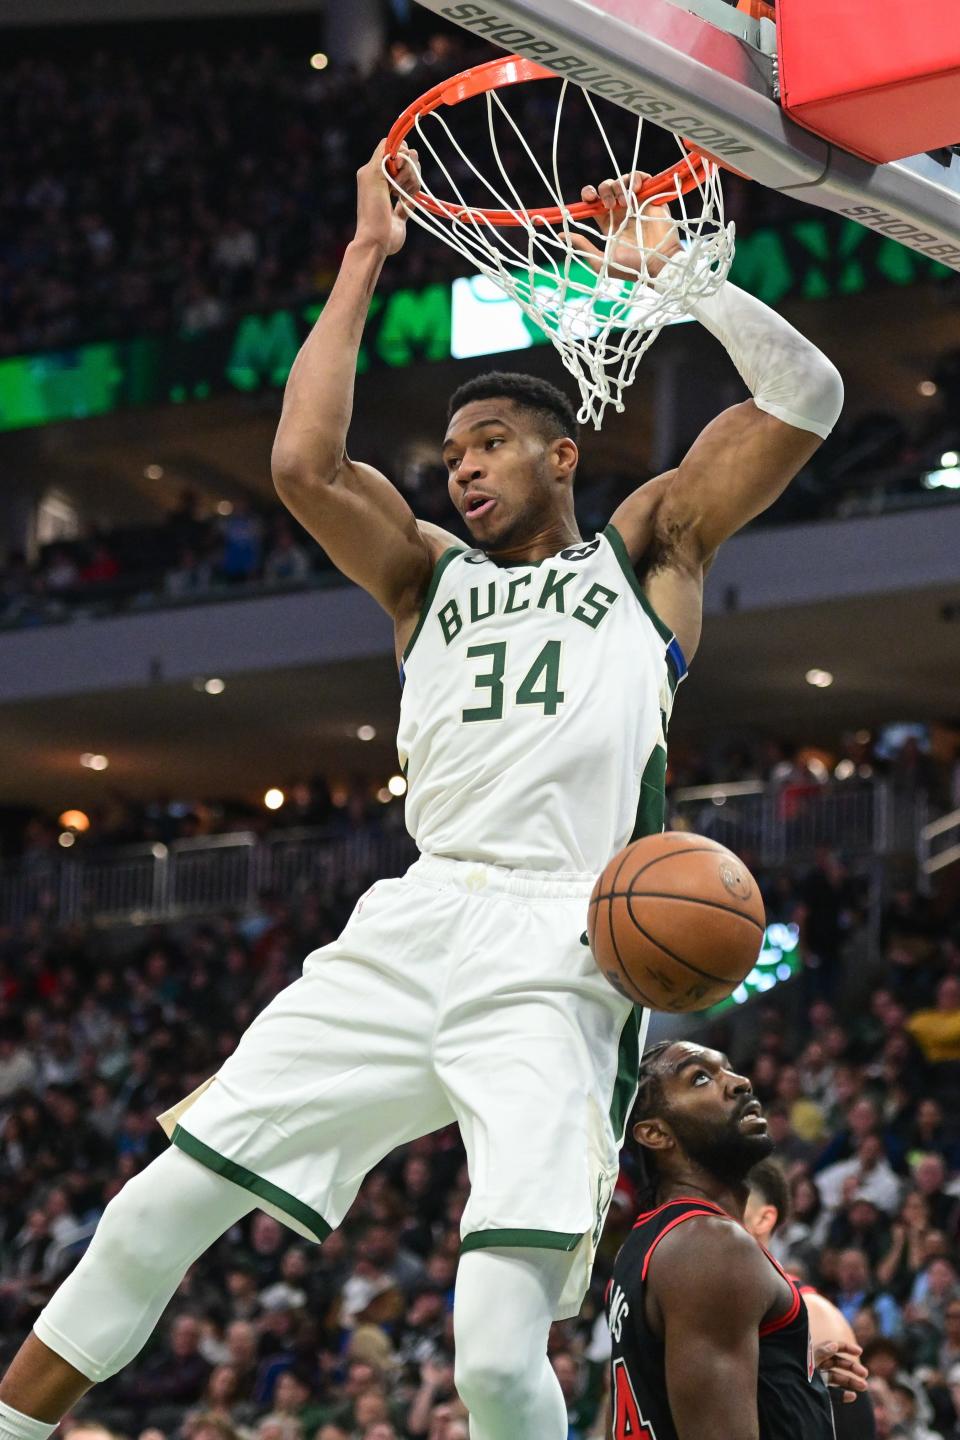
[454,1347,536,1415]
[91,1166,190,1276]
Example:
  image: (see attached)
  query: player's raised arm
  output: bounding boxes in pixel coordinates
[643,271,844,562]
[271,141,435,620]
[649,1217,772,1440]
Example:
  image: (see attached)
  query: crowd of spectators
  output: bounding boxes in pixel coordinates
[0,17,806,360]
[5,772,402,869]
[0,489,340,631]
[0,824,958,1439]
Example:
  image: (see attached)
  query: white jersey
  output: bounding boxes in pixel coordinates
[397,524,687,874]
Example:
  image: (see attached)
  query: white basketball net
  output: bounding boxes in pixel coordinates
[384,77,736,428]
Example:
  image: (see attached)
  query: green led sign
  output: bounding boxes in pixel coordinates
[0,216,949,435]
[705,922,803,1017]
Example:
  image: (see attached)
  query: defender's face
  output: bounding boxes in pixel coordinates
[656,1042,772,1176]
[442,400,555,548]
[661,1043,763,1122]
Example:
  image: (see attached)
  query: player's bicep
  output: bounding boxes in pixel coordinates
[664,1308,760,1440]
[273,456,432,617]
[649,1219,769,1440]
[658,399,822,561]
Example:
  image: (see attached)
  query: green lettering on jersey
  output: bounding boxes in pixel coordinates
[504,573,532,613]
[463,642,507,722]
[469,582,497,623]
[516,640,565,716]
[573,582,619,629]
[438,598,463,645]
[536,569,576,613]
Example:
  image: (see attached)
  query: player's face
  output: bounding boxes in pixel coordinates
[442,401,565,549]
[658,1043,773,1181]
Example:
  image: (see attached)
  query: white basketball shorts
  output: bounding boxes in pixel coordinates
[157,854,648,1318]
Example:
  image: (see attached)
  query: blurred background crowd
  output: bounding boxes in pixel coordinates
[0,23,809,360]
[0,849,958,1440]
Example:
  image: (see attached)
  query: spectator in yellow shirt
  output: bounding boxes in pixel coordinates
[906,976,960,1064]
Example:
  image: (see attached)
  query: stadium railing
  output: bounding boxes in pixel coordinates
[918,805,960,878]
[669,776,928,865]
[0,779,932,929]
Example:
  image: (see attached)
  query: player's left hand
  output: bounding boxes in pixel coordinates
[568,172,683,281]
[814,1341,869,1403]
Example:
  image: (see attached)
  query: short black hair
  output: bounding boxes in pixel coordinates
[748,1159,791,1232]
[446,371,580,444]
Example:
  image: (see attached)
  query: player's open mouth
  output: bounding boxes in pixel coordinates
[465,495,497,519]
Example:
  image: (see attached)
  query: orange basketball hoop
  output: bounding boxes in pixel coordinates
[386,54,714,228]
[382,54,737,428]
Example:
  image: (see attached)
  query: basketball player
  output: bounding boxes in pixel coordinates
[608,1041,868,1439]
[746,1159,877,1439]
[0,144,843,1440]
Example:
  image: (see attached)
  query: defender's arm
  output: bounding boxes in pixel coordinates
[272,143,435,619]
[647,1216,774,1440]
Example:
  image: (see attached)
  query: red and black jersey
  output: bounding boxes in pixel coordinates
[606,1197,834,1440]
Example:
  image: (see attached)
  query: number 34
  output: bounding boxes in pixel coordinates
[462,640,565,722]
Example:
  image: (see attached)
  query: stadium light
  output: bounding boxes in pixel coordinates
[805,669,833,688]
[204,678,225,695]
[80,753,109,770]
[388,775,407,797]
[356,724,376,742]
[58,809,90,832]
[923,467,960,490]
[310,52,329,70]
[918,380,938,397]
[264,788,285,810]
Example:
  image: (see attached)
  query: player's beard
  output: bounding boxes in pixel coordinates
[477,468,553,554]
[476,496,535,553]
[666,1103,774,1186]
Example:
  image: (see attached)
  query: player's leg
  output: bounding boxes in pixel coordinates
[453,1247,571,1440]
[0,1144,255,1428]
[0,875,456,1434]
[432,864,636,1439]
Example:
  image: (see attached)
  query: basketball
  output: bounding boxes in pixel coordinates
[587,832,766,1012]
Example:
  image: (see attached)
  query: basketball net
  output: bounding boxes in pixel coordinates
[385,62,736,428]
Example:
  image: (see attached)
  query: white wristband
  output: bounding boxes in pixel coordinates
[687,280,844,439]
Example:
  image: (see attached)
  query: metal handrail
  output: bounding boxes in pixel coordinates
[919,806,960,875]
[0,778,929,928]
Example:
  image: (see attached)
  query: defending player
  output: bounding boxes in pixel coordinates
[608,1041,868,1440]
[0,147,842,1440]
[745,1159,877,1440]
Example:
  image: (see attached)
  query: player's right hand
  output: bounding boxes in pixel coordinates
[355,140,419,257]
[570,172,683,281]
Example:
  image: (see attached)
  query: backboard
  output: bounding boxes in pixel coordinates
[413,0,960,273]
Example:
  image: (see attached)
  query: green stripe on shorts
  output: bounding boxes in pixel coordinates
[461,1228,581,1254]
[172,1124,332,1242]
